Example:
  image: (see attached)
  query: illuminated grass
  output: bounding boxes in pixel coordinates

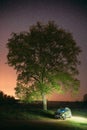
[70,116,87,124]
[65,116,87,130]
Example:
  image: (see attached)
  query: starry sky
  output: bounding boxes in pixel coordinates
[0,0,87,101]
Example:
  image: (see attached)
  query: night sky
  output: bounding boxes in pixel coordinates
[0,0,87,101]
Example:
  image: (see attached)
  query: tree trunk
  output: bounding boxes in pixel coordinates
[42,93,47,111]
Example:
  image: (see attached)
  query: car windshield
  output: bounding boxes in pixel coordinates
[57,108,65,113]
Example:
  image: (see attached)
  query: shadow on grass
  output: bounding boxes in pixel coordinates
[0,119,85,130]
[34,109,54,119]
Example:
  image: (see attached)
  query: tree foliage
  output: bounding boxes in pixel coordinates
[83,94,87,102]
[7,21,81,110]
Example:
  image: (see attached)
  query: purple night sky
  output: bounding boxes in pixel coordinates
[0,0,87,101]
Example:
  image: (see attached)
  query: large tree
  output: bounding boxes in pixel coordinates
[7,21,81,110]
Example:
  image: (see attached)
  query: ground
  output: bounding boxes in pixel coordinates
[0,101,87,130]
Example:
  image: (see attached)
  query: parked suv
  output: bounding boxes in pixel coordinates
[54,107,72,120]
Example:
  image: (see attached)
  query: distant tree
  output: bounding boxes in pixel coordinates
[0,91,4,103]
[7,21,81,110]
[83,94,87,102]
[0,90,15,104]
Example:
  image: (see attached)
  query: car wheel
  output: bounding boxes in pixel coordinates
[55,115,58,119]
[60,114,66,120]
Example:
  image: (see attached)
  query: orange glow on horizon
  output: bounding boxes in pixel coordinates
[0,61,16,97]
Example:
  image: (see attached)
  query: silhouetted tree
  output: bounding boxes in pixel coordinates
[0,91,4,103]
[7,21,81,110]
[0,90,15,104]
[83,94,87,102]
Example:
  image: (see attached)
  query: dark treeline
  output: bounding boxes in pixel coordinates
[11,100,87,111]
[83,93,87,102]
[0,90,16,104]
[47,101,87,109]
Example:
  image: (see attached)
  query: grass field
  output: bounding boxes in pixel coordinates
[0,101,87,130]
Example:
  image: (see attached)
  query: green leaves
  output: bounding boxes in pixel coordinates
[7,21,81,103]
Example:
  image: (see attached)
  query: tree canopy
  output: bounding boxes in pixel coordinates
[7,21,81,110]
